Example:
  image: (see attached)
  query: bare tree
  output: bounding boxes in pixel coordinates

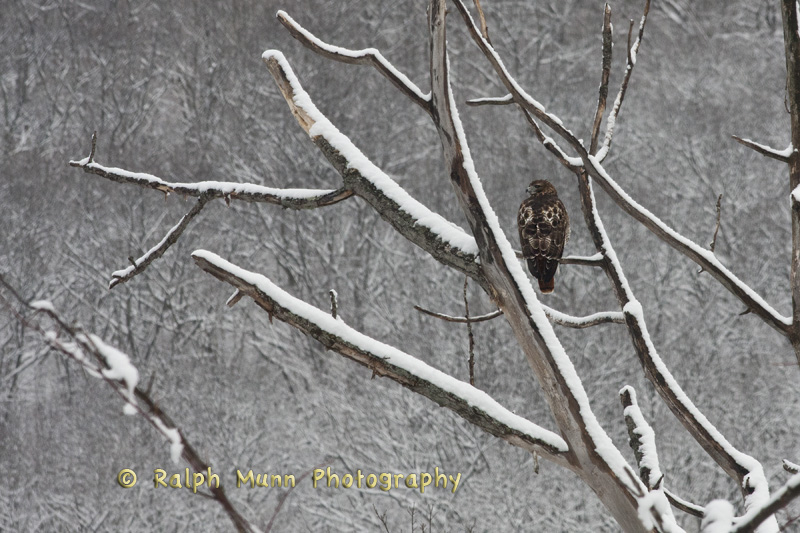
[6,0,798,531]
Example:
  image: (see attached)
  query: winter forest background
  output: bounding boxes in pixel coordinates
[1,0,799,531]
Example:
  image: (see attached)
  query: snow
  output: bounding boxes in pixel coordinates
[637,489,684,532]
[588,154,790,326]
[30,300,56,313]
[276,11,431,103]
[701,500,734,533]
[154,418,184,464]
[192,249,568,453]
[89,334,139,411]
[261,50,480,258]
[792,184,800,205]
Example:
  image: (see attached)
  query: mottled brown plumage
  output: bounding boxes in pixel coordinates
[517,180,570,293]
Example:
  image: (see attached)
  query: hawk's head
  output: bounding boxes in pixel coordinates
[526,179,558,197]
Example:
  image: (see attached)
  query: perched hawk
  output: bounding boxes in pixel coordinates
[517,179,570,293]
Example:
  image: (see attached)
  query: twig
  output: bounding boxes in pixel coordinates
[664,488,705,518]
[472,0,491,43]
[89,130,97,163]
[464,277,475,386]
[784,459,800,474]
[329,289,338,319]
[70,150,355,210]
[414,305,503,323]
[731,135,792,163]
[465,95,513,106]
[730,472,800,533]
[109,194,211,289]
[698,194,722,274]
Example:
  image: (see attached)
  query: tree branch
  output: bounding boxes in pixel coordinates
[109,194,211,289]
[261,51,485,286]
[731,135,792,163]
[620,386,661,490]
[69,149,355,210]
[730,472,800,533]
[414,304,623,328]
[589,4,613,155]
[276,10,433,115]
[192,250,570,461]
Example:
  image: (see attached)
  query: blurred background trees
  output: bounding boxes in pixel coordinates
[1,0,797,530]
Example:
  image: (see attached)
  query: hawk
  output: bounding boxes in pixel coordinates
[517,179,570,293]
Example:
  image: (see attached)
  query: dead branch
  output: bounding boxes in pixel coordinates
[594,0,650,162]
[261,52,485,287]
[109,193,211,289]
[620,386,661,490]
[731,135,791,163]
[414,305,503,323]
[276,10,432,115]
[69,148,355,210]
[589,4,613,155]
[730,473,800,533]
[464,277,475,385]
[472,0,491,43]
[192,251,570,462]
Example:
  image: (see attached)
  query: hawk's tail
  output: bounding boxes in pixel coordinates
[538,277,555,294]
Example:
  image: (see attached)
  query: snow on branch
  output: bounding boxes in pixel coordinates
[620,386,662,490]
[0,277,256,533]
[729,471,800,533]
[261,50,483,284]
[109,194,210,289]
[414,303,623,328]
[69,146,355,210]
[192,250,570,460]
[276,11,432,114]
[731,136,793,163]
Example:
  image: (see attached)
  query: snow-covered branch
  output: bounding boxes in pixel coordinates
[729,472,800,533]
[731,136,792,163]
[0,277,256,533]
[108,194,211,289]
[276,10,432,114]
[261,50,484,285]
[589,3,613,155]
[191,250,570,461]
[414,303,624,328]
[69,147,355,210]
[620,386,662,490]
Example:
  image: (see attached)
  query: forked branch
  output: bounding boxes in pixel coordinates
[192,250,570,462]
